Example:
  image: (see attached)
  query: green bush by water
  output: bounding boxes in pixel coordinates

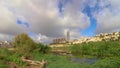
[71,41,120,58]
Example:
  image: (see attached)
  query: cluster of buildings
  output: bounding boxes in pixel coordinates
[0,41,12,48]
[50,32,120,47]
[50,31,70,47]
[51,31,70,44]
[72,32,120,44]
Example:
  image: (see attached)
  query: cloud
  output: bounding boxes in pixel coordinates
[0,0,120,43]
[0,0,89,43]
[0,33,14,41]
[0,3,28,35]
[94,0,120,34]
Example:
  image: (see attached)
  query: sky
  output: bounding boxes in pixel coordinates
[0,0,120,44]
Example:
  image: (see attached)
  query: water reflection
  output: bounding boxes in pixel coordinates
[70,58,98,64]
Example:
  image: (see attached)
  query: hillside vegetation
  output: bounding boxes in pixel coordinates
[71,41,120,58]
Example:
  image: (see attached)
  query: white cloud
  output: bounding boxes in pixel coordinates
[0,3,28,35]
[95,0,120,34]
[0,33,14,41]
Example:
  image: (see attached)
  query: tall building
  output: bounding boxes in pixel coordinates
[51,31,70,44]
[66,31,70,41]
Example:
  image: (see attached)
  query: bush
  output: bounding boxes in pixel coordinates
[93,57,120,68]
[71,43,92,57]
[34,43,51,54]
[0,48,12,60]
[13,33,34,46]
[13,33,37,54]
[7,53,26,66]
[71,44,82,56]
[71,41,120,58]
[13,33,51,55]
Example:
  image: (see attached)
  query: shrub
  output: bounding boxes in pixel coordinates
[13,33,51,55]
[71,44,82,56]
[34,43,51,54]
[93,57,120,68]
[71,41,120,58]
[7,53,26,66]
[13,33,34,46]
[13,33,37,54]
[0,48,12,60]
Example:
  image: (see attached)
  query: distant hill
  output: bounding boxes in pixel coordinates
[72,32,120,44]
[50,32,120,47]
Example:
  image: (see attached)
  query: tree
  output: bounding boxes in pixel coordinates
[13,33,34,46]
[13,33,51,54]
[13,33,36,54]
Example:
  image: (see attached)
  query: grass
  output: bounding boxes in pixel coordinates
[46,41,120,68]
[32,52,120,68]
[0,60,9,68]
[7,53,27,66]
[93,57,120,68]
[32,52,81,68]
[0,48,27,68]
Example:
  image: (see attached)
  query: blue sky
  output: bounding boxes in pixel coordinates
[17,19,30,28]
[81,0,112,36]
[82,4,98,36]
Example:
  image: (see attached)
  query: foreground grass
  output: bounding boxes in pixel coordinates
[0,47,120,68]
[32,52,81,68]
[0,60,9,68]
[32,52,120,68]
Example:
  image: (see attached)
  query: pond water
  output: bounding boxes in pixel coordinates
[52,52,98,64]
[69,57,98,64]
